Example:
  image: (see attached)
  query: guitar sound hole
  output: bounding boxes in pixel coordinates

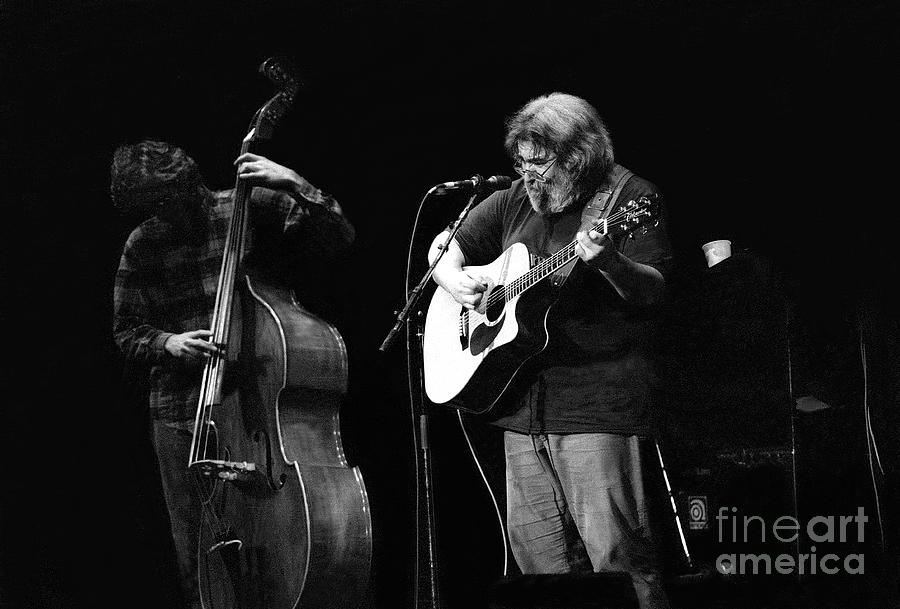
[484,284,505,323]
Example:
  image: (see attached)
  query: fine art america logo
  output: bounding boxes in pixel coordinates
[715,507,867,575]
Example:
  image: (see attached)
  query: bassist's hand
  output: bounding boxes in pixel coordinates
[235,153,301,191]
[164,329,222,362]
[441,271,488,310]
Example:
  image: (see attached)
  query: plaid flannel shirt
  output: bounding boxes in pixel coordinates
[113,180,353,427]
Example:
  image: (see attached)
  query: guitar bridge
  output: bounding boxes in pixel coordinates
[458,308,470,350]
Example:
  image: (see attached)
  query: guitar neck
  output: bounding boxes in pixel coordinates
[502,196,656,301]
[505,241,578,299]
[504,214,621,300]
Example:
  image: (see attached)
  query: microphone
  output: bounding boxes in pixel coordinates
[431,174,512,195]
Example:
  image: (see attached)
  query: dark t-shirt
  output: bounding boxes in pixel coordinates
[452,172,672,434]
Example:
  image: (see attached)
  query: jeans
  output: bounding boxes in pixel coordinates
[504,431,670,609]
[152,421,202,609]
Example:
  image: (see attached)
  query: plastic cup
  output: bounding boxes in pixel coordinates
[701,239,732,267]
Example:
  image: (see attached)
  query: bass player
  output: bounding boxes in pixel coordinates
[111,140,353,609]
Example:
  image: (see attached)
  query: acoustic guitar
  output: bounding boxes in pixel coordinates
[422,194,659,414]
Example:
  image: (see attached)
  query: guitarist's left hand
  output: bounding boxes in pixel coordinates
[575,228,620,271]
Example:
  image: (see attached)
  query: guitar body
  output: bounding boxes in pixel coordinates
[197,275,371,609]
[423,242,571,414]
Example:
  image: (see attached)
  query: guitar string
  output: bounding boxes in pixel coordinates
[459,199,655,335]
[475,201,651,312]
[506,200,651,294]
[497,206,632,301]
[462,210,630,327]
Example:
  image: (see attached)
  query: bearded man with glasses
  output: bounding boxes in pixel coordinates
[428,93,673,609]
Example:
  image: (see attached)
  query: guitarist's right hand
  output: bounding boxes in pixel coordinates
[429,232,488,309]
[441,271,489,310]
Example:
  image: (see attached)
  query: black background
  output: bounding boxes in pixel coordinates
[2,1,897,608]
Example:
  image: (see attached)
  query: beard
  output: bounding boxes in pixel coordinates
[524,171,577,215]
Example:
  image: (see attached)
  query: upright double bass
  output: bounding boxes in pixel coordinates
[188,58,372,609]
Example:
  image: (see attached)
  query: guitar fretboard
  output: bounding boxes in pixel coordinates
[499,196,655,304]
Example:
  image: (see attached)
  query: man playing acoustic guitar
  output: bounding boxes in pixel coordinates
[427,93,673,609]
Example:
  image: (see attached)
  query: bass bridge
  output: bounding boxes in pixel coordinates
[190,459,264,486]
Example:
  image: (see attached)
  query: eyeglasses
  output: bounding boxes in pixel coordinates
[513,156,558,182]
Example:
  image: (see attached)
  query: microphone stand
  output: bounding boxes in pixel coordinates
[379,178,490,609]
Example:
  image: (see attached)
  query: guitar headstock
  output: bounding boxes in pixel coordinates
[611,193,660,237]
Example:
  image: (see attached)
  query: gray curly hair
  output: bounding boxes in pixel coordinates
[504,93,615,202]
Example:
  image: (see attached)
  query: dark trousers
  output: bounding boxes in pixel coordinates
[152,421,202,609]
